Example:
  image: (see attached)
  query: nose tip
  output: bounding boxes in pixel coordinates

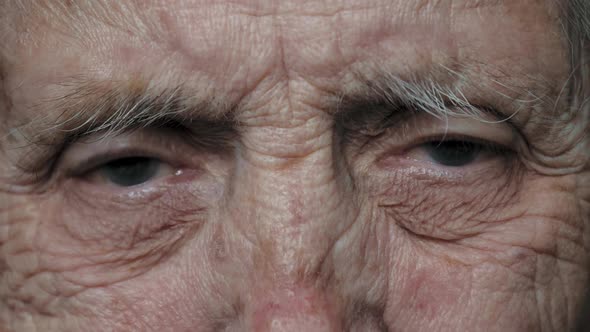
[250,286,341,332]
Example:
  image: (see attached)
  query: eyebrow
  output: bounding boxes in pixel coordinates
[20,69,554,141]
[336,64,559,129]
[22,79,236,143]
[6,64,557,177]
[5,79,238,175]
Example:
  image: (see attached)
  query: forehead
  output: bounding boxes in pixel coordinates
[1,0,566,105]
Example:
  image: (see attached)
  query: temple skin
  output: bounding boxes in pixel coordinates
[0,0,589,331]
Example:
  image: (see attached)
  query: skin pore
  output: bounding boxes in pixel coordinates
[0,0,589,331]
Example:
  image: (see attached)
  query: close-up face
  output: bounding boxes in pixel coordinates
[0,0,589,331]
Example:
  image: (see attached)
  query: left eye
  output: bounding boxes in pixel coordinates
[98,157,164,187]
[422,140,487,167]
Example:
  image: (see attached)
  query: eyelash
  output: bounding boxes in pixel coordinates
[71,132,511,173]
[65,147,169,178]
[410,134,511,153]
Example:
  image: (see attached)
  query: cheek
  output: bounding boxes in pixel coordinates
[65,241,231,332]
[394,261,467,318]
[364,162,587,328]
[0,193,85,324]
[368,162,520,241]
[383,248,545,330]
[18,172,222,289]
[0,183,231,330]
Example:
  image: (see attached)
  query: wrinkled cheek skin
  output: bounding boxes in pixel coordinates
[1,156,588,332]
[383,173,590,331]
[0,4,588,331]
[0,176,217,331]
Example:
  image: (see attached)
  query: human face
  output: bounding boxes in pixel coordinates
[0,0,588,331]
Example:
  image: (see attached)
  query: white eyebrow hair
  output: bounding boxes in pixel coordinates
[347,70,504,122]
[17,78,237,147]
[0,0,576,117]
[12,60,553,149]
[0,0,572,148]
[340,61,555,121]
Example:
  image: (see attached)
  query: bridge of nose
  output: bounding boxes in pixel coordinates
[230,110,355,267]
[220,99,356,328]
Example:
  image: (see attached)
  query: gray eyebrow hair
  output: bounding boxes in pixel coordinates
[20,79,237,147]
[4,79,239,178]
[337,64,555,125]
[341,71,493,121]
[19,63,554,147]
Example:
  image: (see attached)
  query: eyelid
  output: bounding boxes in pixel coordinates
[365,113,520,174]
[65,148,169,177]
[388,113,518,152]
[58,128,199,178]
[407,133,511,152]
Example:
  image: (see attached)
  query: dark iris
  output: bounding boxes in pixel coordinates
[100,157,160,187]
[424,140,483,167]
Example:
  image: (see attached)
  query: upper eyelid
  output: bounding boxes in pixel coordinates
[12,102,515,177]
[409,133,513,149]
[57,128,204,176]
[64,148,170,177]
[337,98,516,134]
[344,108,518,149]
[12,113,236,170]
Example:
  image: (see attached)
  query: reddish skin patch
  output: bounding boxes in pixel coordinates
[251,285,341,331]
[288,189,305,226]
[401,266,464,319]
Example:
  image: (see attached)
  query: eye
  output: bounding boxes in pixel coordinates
[94,157,170,187]
[422,140,485,167]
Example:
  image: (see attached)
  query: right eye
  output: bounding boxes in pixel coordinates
[89,156,173,187]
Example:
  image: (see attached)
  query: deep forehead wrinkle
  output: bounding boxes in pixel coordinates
[0,0,571,134]
[1,0,568,86]
[2,0,559,36]
[1,0,567,83]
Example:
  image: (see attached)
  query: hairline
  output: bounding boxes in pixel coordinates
[561,0,589,106]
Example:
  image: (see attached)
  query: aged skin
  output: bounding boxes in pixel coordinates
[0,0,589,331]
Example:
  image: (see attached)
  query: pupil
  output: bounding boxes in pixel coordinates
[101,157,160,187]
[426,140,481,167]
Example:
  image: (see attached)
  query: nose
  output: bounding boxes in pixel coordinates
[227,109,356,330]
[248,286,342,332]
[228,155,352,330]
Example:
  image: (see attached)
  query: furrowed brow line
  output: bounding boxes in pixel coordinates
[17,64,554,151]
[21,73,468,146]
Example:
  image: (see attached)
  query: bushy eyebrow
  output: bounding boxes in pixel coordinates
[336,64,559,131]
[20,78,236,145]
[0,59,567,186]
[14,63,554,150]
[1,78,239,176]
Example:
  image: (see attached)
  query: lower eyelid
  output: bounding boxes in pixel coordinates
[374,140,514,175]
